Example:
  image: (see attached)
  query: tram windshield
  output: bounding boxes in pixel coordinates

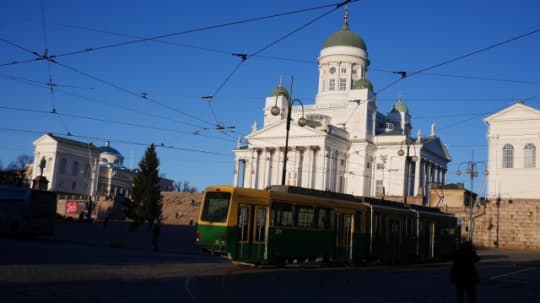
[201,191,231,222]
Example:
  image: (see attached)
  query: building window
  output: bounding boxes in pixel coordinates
[339,78,346,91]
[71,181,77,190]
[375,180,384,196]
[524,143,536,168]
[72,161,79,176]
[329,79,336,91]
[502,144,514,168]
[59,158,67,174]
[85,163,90,177]
[341,68,346,73]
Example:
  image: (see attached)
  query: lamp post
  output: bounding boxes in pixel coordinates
[398,137,417,204]
[456,151,488,242]
[271,78,307,186]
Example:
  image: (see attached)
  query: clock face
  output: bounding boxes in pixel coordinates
[330,67,336,74]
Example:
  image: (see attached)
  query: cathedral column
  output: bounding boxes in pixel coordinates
[296,147,306,187]
[233,158,240,187]
[413,157,421,196]
[254,149,262,189]
[310,146,321,190]
[265,148,275,188]
[323,147,332,191]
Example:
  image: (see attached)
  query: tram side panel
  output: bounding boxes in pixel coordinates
[267,202,335,264]
[368,206,418,264]
[352,210,371,264]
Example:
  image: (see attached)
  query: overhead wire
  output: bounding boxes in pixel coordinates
[203,0,358,135]
[39,0,70,134]
[0,127,231,157]
[0,105,235,143]
[49,60,216,127]
[0,1,354,68]
[375,27,540,96]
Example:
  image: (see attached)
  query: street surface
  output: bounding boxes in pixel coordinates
[1,221,540,302]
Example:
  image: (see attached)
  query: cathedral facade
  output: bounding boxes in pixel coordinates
[233,12,451,203]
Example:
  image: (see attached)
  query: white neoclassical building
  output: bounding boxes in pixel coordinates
[233,12,452,203]
[31,134,174,198]
[484,101,540,199]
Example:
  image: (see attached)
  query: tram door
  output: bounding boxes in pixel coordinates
[335,213,353,262]
[237,205,267,262]
[388,219,401,263]
[237,205,252,260]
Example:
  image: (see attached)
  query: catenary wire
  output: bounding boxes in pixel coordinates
[375,27,540,96]
[0,1,358,68]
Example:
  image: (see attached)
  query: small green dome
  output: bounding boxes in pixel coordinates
[390,97,409,113]
[270,85,289,99]
[352,78,373,91]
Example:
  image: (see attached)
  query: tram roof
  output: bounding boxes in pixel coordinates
[269,185,450,215]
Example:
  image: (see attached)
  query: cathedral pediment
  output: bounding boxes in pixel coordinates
[484,102,540,123]
[421,137,452,162]
[247,120,327,140]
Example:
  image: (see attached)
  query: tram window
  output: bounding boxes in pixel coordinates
[238,206,249,242]
[355,212,363,232]
[254,207,266,242]
[316,208,331,229]
[296,206,314,228]
[272,203,294,227]
[374,214,381,234]
[201,192,231,222]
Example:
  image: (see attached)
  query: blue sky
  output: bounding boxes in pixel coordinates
[1,0,539,192]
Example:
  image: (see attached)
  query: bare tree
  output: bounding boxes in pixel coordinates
[8,154,32,170]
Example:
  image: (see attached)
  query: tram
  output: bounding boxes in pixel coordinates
[196,185,459,265]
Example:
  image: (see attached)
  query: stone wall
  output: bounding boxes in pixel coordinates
[447,199,540,250]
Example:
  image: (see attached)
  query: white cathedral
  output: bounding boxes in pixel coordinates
[233,11,451,203]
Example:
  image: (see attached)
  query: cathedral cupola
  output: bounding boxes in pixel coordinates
[323,8,367,50]
[317,7,370,103]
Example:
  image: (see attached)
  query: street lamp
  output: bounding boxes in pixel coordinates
[271,80,307,186]
[456,152,488,242]
[398,137,418,204]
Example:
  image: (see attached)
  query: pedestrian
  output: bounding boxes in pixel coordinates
[78,211,84,223]
[450,241,480,303]
[152,222,161,252]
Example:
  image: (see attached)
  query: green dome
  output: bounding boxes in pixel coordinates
[390,97,409,113]
[270,85,289,99]
[323,12,366,50]
[352,78,373,91]
[323,28,366,50]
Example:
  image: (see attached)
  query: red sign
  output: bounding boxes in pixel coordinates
[66,201,79,215]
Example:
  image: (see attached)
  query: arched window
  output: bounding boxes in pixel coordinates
[59,158,67,174]
[502,144,514,168]
[524,143,536,168]
[72,161,79,176]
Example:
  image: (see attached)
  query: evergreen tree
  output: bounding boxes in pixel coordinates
[131,144,162,225]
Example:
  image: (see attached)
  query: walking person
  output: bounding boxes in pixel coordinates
[450,241,480,303]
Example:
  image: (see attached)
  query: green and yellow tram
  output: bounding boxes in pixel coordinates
[196,185,459,266]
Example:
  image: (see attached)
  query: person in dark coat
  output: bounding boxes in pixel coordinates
[450,241,480,303]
